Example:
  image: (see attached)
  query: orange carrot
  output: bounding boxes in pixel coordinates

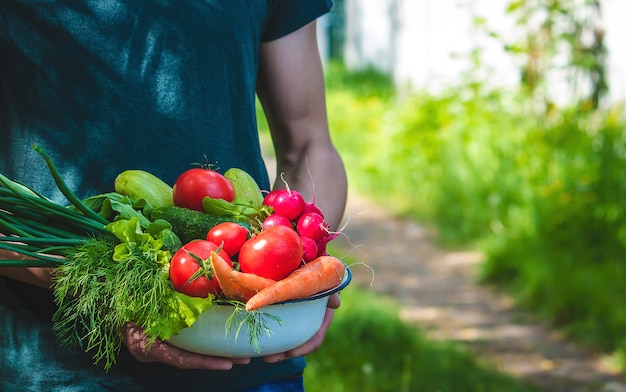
[245,256,346,311]
[228,268,276,295]
[210,251,276,302]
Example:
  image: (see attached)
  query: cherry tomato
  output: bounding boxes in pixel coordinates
[169,240,232,297]
[207,222,249,256]
[173,168,235,211]
[238,225,303,280]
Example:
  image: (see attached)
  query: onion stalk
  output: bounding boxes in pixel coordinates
[0,145,110,267]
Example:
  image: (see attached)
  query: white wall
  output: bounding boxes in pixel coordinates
[343,0,625,104]
[602,0,626,104]
[344,0,396,72]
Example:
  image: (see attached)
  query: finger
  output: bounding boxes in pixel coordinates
[141,339,236,370]
[232,357,252,365]
[327,293,341,309]
[123,322,242,370]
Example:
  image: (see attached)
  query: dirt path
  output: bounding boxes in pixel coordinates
[331,193,626,392]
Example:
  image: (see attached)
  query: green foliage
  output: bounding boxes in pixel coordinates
[305,286,537,392]
[319,62,626,362]
[481,106,626,352]
[324,62,396,99]
[498,0,607,109]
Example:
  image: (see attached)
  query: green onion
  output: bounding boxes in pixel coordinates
[0,147,112,266]
[0,259,65,267]
[0,177,108,235]
[33,144,109,225]
[0,237,83,245]
[0,240,68,265]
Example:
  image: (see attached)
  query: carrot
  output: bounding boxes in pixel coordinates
[210,251,276,302]
[245,256,346,311]
[228,268,277,295]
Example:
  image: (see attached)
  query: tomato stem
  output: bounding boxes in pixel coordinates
[183,250,213,286]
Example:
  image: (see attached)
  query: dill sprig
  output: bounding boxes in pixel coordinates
[224,301,282,353]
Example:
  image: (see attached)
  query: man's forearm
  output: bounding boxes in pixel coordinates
[274,145,347,231]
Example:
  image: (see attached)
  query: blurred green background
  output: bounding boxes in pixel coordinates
[259,2,626,391]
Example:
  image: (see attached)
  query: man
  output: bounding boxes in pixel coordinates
[0,1,347,390]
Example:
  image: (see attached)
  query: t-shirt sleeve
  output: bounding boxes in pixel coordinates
[262,0,333,42]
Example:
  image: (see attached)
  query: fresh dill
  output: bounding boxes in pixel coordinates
[223,301,282,353]
[52,235,176,371]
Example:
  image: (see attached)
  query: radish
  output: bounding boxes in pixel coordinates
[296,212,328,242]
[301,236,318,262]
[265,189,305,220]
[316,236,329,257]
[262,214,293,230]
[315,231,340,257]
[262,191,277,208]
[302,201,325,218]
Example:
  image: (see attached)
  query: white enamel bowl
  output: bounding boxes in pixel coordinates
[167,267,352,357]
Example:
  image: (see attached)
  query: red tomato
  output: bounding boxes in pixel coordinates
[169,240,232,297]
[207,222,249,256]
[238,225,303,280]
[173,168,235,211]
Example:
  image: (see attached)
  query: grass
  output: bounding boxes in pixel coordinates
[304,283,538,392]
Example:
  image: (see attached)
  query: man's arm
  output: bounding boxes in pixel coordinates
[257,20,347,230]
[257,20,347,362]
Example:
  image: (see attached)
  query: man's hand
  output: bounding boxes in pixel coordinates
[262,293,340,363]
[121,322,251,370]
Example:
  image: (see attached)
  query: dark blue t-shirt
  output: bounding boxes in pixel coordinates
[0,1,332,390]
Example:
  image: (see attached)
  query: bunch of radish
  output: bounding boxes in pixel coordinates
[261,188,334,262]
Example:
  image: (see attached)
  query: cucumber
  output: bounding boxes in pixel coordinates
[114,170,173,208]
[150,205,247,244]
[224,168,264,208]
